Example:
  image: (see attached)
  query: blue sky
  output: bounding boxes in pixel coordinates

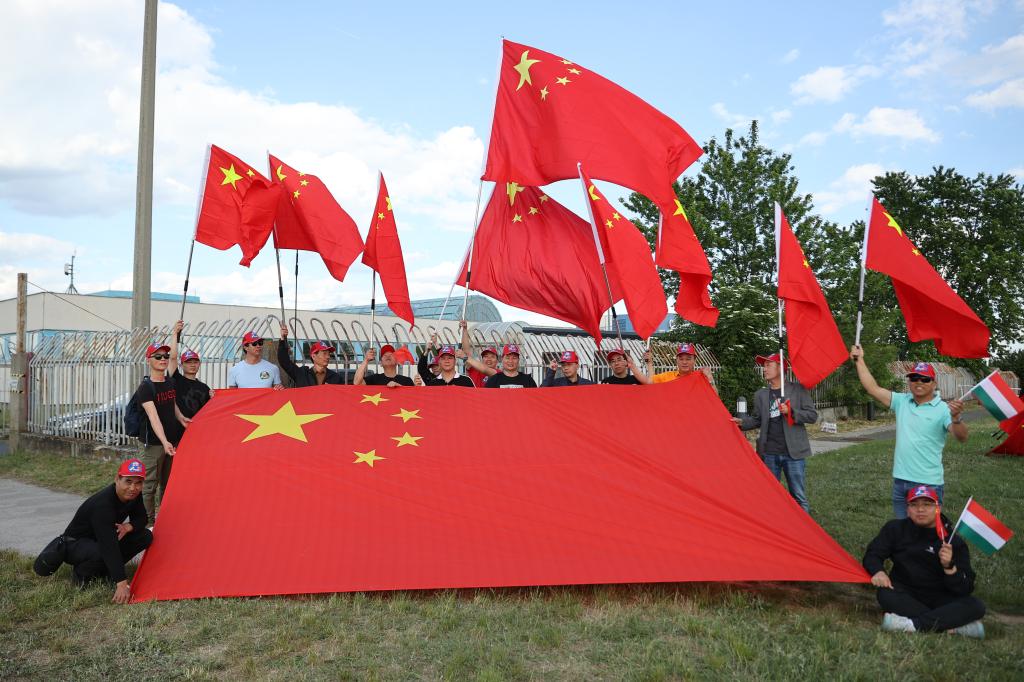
[1,0,1021,325]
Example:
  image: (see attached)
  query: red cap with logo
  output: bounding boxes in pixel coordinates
[118,458,146,478]
[310,341,335,354]
[755,353,783,366]
[906,362,936,379]
[242,331,262,346]
[180,349,200,362]
[427,353,439,367]
[502,344,521,357]
[379,344,396,356]
[438,344,457,357]
[146,343,170,359]
[481,346,498,357]
[676,342,697,356]
[605,348,626,360]
[559,350,579,364]
[906,485,939,504]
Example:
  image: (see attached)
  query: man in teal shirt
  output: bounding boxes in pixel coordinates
[850,346,968,518]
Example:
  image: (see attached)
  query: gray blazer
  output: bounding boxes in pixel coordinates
[739,381,818,459]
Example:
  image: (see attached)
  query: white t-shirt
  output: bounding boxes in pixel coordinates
[228,359,282,388]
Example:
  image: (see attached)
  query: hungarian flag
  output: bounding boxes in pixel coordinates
[967,371,1024,422]
[579,167,667,340]
[866,198,990,358]
[483,40,703,210]
[456,182,618,342]
[776,204,847,389]
[268,154,364,282]
[129,378,869,601]
[195,145,282,266]
[952,497,1014,555]
[362,173,414,328]
[657,200,718,327]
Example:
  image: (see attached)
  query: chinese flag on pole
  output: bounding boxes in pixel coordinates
[268,154,363,282]
[362,173,414,328]
[457,183,619,343]
[483,40,702,208]
[776,203,847,389]
[194,145,282,267]
[866,198,990,358]
[657,200,719,327]
[579,166,667,339]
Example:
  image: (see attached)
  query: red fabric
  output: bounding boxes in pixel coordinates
[656,203,719,327]
[580,168,667,339]
[992,413,1024,456]
[195,145,282,267]
[777,207,847,389]
[866,198,989,358]
[393,345,416,365]
[456,183,616,342]
[130,378,868,602]
[467,366,491,388]
[483,39,703,210]
[361,174,414,328]
[268,154,363,282]
[936,506,947,543]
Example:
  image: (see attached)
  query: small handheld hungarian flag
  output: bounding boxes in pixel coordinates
[950,497,1014,555]
[969,371,1024,422]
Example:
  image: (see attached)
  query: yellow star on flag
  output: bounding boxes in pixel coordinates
[612,212,621,221]
[377,212,385,221]
[361,392,389,406]
[506,182,524,206]
[588,184,601,202]
[556,76,571,86]
[513,50,540,91]
[883,211,903,237]
[674,199,688,221]
[528,207,539,215]
[561,59,573,65]
[300,179,309,186]
[911,248,921,256]
[392,408,422,423]
[539,194,549,202]
[246,169,255,177]
[604,219,614,228]
[540,86,549,101]
[512,214,523,223]
[567,68,581,75]
[276,165,287,182]
[235,401,331,443]
[353,449,384,467]
[220,165,243,190]
[391,432,423,447]
[293,190,300,199]
[802,258,810,268]
[386,196,392,211]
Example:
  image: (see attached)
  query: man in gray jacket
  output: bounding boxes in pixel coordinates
[733,353,817,513]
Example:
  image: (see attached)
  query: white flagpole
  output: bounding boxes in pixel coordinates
[947,495,972,542]
[775,201,785,400]
[178,143,212,330]
[854,194,872,347]
[958,370,997,402]
[579,163,624,350]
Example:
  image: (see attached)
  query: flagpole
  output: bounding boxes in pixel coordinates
[267,152,288,333]
[775,202,785,400]
[854,194,871,348]
[958,370,995,402]
[578,163,624,350]
[369,272,378,373]
[947,495,972,542]
[293,251,299,337]
[177,143,212,340]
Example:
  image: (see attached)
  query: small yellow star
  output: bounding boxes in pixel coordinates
[506,181,524,206]
[386,196,392,212]
[560,59,573,65]
[235,401,332,443]
[220,164,243,190]
[513,50,540,91]
[802,258,810,268]
[361,393,389,406]
[604,219,614,228]
[512,214,523,223]
[883,210,903,237]
[378,212,385,220]
[567,68,581,75]
[246,169,255,177]
[612,212,621,221]
[673,199,688,221]
[539,194,549,203]
[298,172,306,177]
[300,179,309,186]
[556,76,571,86]
[292,190,300,199]
[540,86,549,101]
[528,207,539,215]
[391,432,423,447]
[392,408,422,423]
[353,449,384,467]
[276,165,287,182]
[911,248,921,256]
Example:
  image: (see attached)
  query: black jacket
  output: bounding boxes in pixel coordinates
[863,516,976,599]
[278,342,345,386]
[64,484,147,582]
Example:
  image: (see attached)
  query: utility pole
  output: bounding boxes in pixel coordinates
[130,0,158,332]
[10,273,28,451]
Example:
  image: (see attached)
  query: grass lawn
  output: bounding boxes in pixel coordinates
[2,419,1022,680]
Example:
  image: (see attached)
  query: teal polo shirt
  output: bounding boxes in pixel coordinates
[890,391,953,485]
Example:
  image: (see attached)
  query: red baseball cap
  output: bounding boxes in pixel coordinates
[605,348,626,360]
[676,342,697,356]
[559,350,579,364]
[427,353,439,367]
[481,346,498,357]
[906,362,936,379]
[438,344,457,357]
[906,485,939,504]
[755,353,783,366]
[180,349,200,362]
[502,344,521,357]
[379,344,396,355]
[242,331,262,346]
[146,343,170,359]
[118,458,146,478]
[310,341,335,354]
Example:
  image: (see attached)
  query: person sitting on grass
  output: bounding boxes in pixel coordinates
[862,485,986,638]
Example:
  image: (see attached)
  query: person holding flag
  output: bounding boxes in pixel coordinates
[354,344,414,387]
[277,325,345,387]
[862,485,986,638]
[542,350,594,387]
[645,343,715,390]
[850,347,967,518]
[600,349,651,385]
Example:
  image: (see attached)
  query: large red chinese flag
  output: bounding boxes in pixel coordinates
[866,198,990,358]
[483,40,703,209]
[992,413,1024,456]
[362,173,414,328]
[456,183,618,342]
[268,154,363,282]
[579,167,667,339]
[776,204,847,389]
[657,200,719,327]
[130,378,868,601]
[194,145,282,267]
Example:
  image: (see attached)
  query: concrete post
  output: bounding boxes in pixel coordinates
[10,273,28,451]
[130,0,158,332]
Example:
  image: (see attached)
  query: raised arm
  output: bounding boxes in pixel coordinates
[631,355,652,385]
[850,345,892,408]
[354,348,375,386]
[276,324,300,382]
[168,320,184,375]
[460,320,473,357]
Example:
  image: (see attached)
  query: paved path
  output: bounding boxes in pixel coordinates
[0,477,83,556]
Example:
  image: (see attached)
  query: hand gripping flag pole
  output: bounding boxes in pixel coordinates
[578,163,625,351]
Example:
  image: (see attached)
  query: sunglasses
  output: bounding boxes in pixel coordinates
[150,354,170,360]
[245,340,264,347]
[907,375,933,383]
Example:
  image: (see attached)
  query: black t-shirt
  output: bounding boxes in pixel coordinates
[601,374,641,385]
[484,372,537,388]
[764,387,788,455]
[172,369,211,419]
[365,372,415,387]
[64,484,147,583]
[136,376,183,446]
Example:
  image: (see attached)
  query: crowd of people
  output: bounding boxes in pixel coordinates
[31,322,987,638]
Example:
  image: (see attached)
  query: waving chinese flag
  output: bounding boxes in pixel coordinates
[866,198,989,358]
[195,145,282,266]
[457,183,618,342]
[362,173,414,328]
[268,154,363,282]
[657,199,718,327]
[776,204,847,388]
[579,166,667,339]
[483,40,702,209]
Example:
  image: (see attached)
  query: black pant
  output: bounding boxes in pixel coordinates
[65,528,153,582]
[877,586,986,631]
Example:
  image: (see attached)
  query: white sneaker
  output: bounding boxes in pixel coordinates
[951,620,985,639]
[881,613,916,633]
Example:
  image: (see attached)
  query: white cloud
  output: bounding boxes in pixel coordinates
[965,78,1024,110]
[781,48,800,64]
[881,0,997,78]
[815,163,888,215]
[846,108,940,142]
[710,102,753,128]
[1010,167,1024,181]
[790,65,880,104]
[771,109,792,124]
[798,131,830,147]
[957,33,1024,86]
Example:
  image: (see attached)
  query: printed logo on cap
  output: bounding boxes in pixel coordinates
[439,345,457,356]
[128,461,143,474]
[504,344,520,355]
[914,362,930,373]
[560,350,576,362]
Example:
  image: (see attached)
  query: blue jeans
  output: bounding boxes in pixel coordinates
[763,454,809,513]
[892,478,944,519]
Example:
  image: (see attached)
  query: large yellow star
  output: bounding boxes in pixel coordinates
[386,196,392,211]
[392,408,422,423]
[235,401,331,443]
[506,181,524,206]
[361,392,389,405]
[540,86,549,101]
[276,165,287,182]
[673,199,688,221]
[391,432,423,447]
[220,164,243,190]
[883,211,903,237]
[353,449,384,467]
[513,50,540,91]
[588,184,601,202]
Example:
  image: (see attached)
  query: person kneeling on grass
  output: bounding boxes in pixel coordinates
[33,458,152,605]
[862,485,986,638]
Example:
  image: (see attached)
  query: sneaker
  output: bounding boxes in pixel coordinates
[881,613,916,633]
[952,620,985,639]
